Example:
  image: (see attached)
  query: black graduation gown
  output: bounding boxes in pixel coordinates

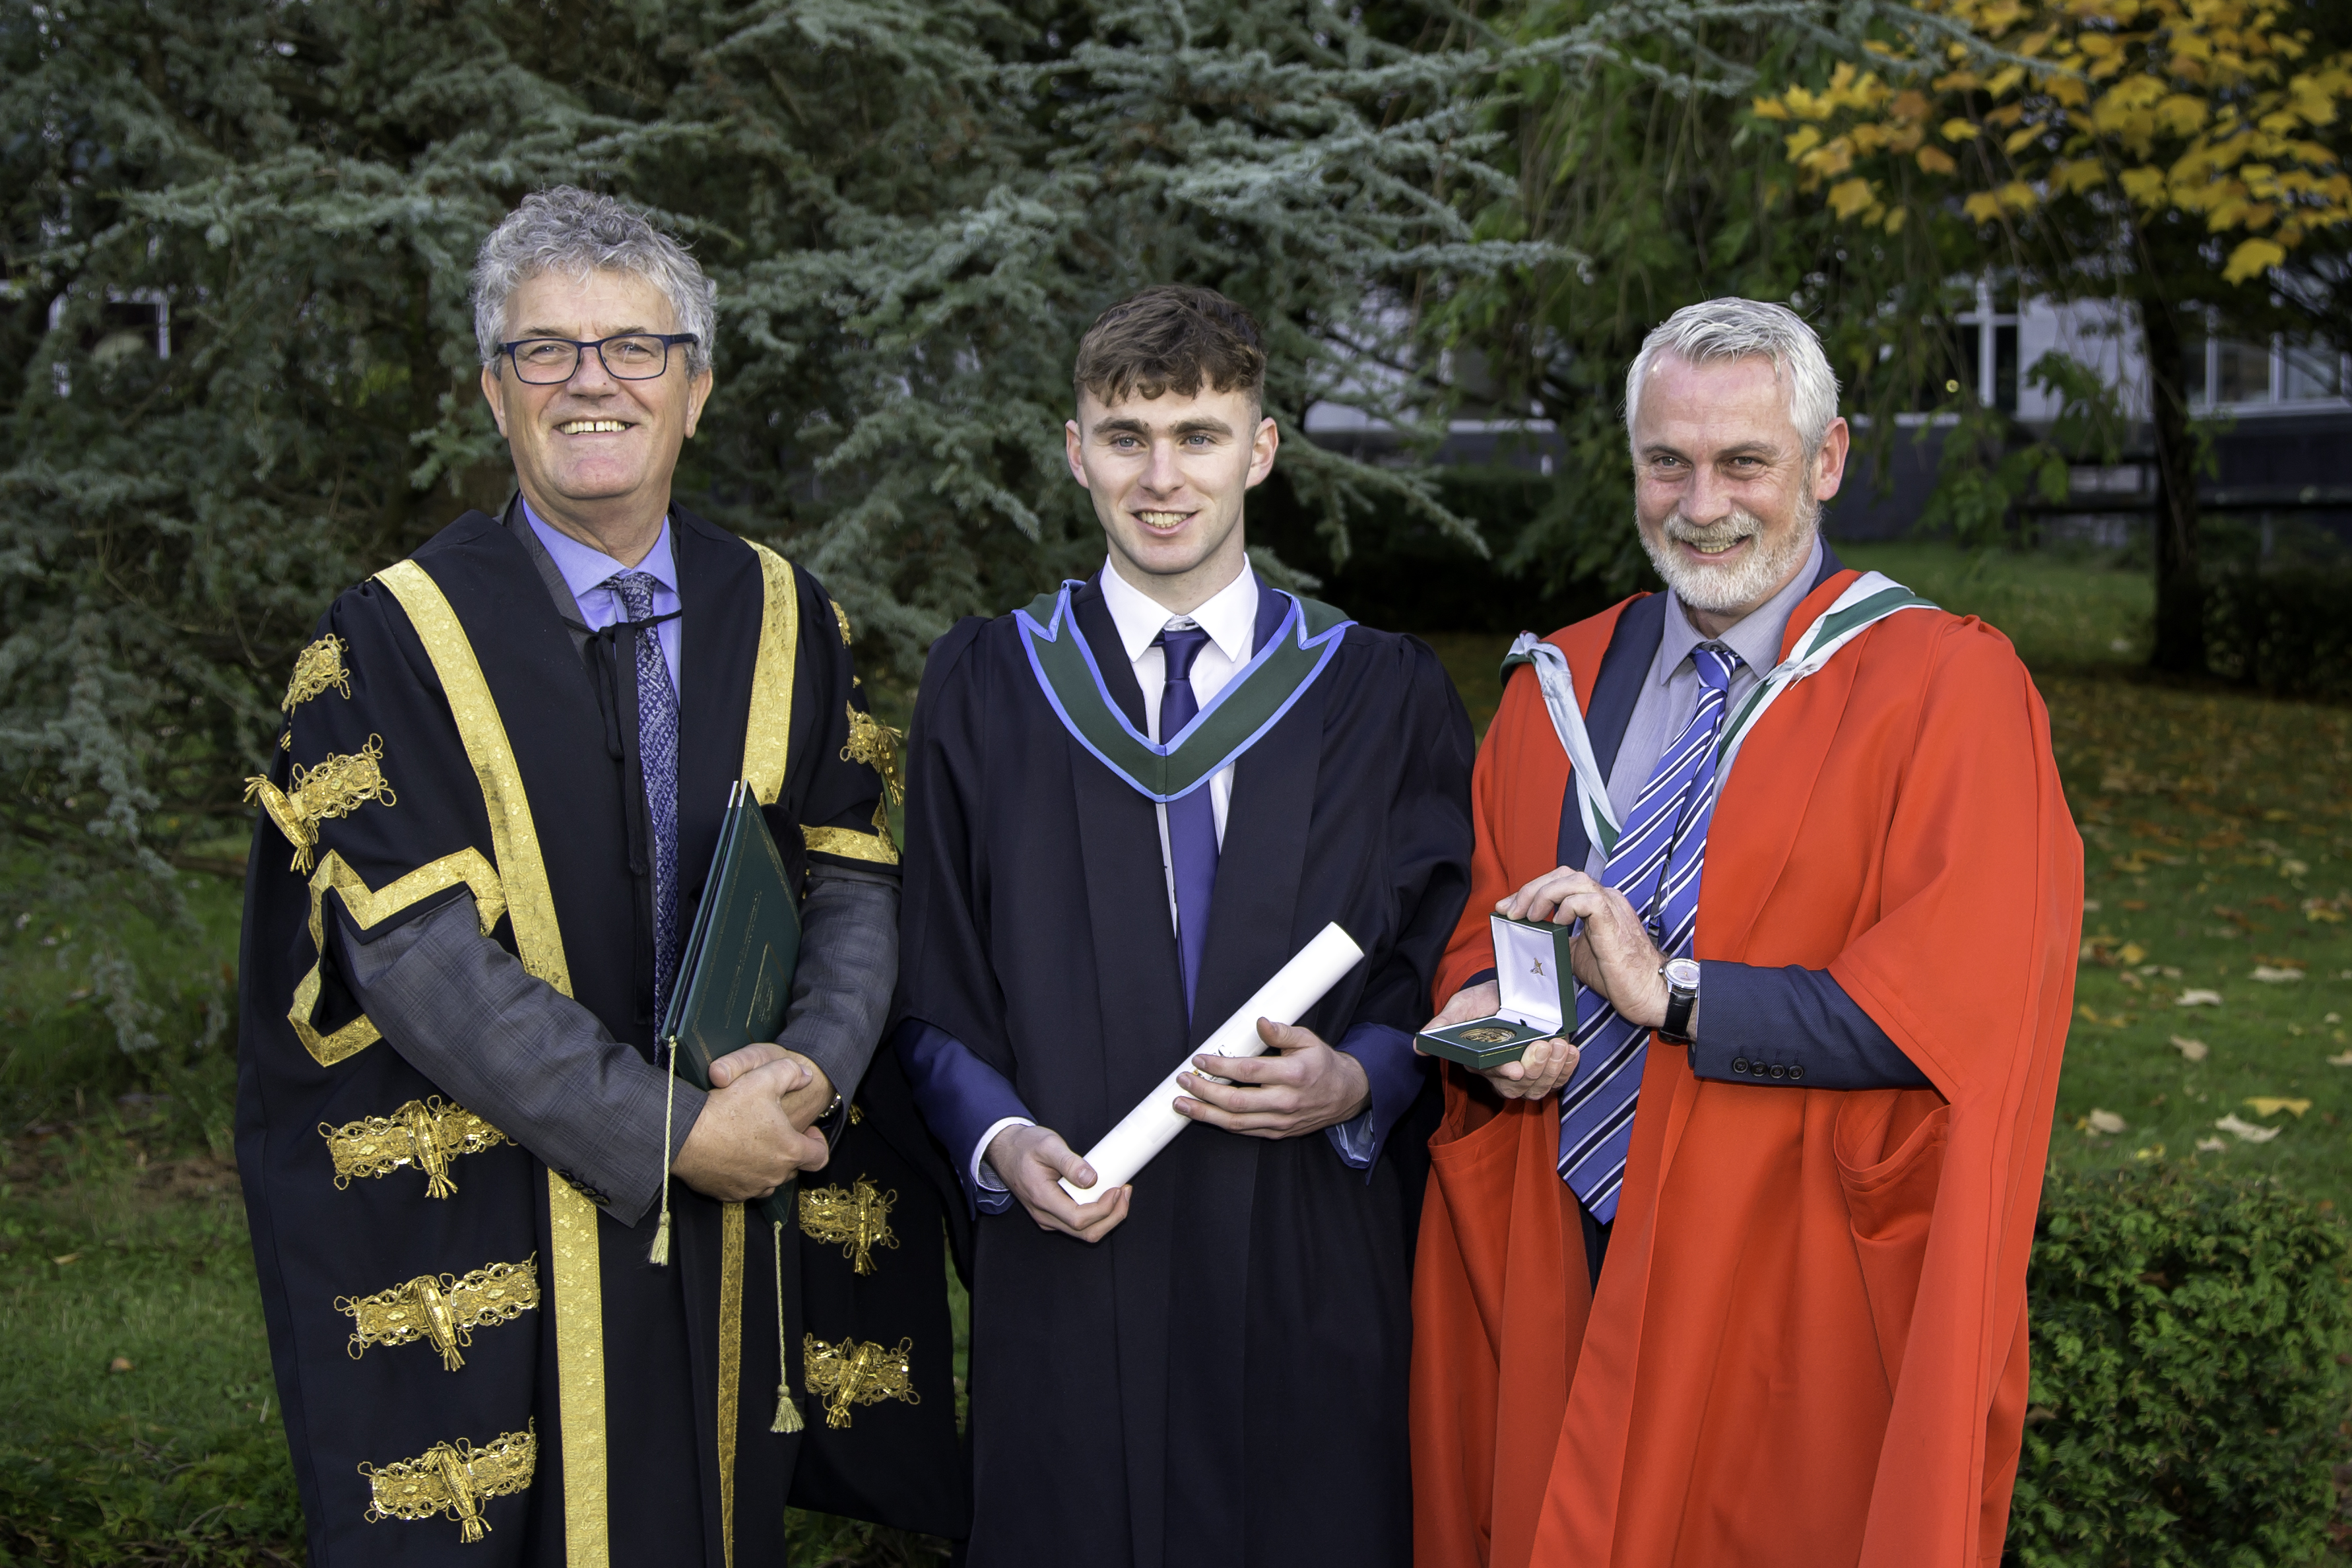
[235,506,965,1567]
[894,575,1476,1568]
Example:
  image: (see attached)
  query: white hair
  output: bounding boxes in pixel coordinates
[1624,298,1839,455]
[471,187,716,375]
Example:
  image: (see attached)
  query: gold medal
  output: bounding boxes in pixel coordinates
[1459,1026,1518,1044]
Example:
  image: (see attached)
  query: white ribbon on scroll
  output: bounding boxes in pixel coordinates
[1061,922,1367,1204]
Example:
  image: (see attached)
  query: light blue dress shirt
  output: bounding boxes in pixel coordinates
[523,500,684,701]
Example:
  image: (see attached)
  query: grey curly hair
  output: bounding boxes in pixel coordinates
[471,187,716,376]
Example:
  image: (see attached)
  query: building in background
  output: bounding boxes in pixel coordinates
[1831,285,2352,550]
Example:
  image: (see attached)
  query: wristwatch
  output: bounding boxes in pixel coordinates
[1657,958,1701,1045]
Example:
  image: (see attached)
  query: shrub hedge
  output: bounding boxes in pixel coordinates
[2010,1165,2352,1566]
[2205,565,2352,704]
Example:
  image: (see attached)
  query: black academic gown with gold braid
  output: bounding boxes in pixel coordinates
[235,506,965,1567]
[893,573,1476,1568]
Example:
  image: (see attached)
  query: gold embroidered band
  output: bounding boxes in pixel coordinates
[375,558,601,1565]
[339,1255,539,1370]
[742,543,799,807]
[360,1421,536,1544]
[282,634,353,711]
[320,1096,507,1198]
[801,1335,919,1429]
[289,850,506,1067]
[246,735,399,872]
[718,1202,744,1568]
[799,1177,899,1276]
[802,824,899,866]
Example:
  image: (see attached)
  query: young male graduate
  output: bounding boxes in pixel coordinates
[236,187,963,1567]
[892,284,1476,1567]
[1408,299,2081,1568]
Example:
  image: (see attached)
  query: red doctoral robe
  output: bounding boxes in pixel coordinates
[1410,572,2082,1568]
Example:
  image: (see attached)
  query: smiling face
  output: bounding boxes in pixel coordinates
[478,267,712,563]
[1064,382,1278,614]
[1629,352,1849,634]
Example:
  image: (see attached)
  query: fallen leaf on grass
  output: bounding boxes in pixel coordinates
[2176,989,2225,1007]
[2171,1035,2211,1062]
[2197,1136,2230,1153]
[2118,942,2147,965]
[2330,1052,2352,1067]
[2246,1097,2312,1119]
[50,1253,79,1266]
[2215,1114,2282,1144]
[108,1357,132,1374]
[2134,1144,2165,1161]
[2085,1108,2128,1134]
[2251,965,2306,983]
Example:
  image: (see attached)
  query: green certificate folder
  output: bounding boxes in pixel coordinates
[660,780,802,1231]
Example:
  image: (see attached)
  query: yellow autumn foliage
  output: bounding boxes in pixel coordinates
[1752,0,2352,283]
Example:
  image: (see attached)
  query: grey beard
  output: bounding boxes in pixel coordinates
[1638,497,1820,615]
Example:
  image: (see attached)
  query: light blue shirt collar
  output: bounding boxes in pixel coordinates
[521,498,679,609]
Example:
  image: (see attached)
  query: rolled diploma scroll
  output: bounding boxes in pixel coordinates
[1061,922,1366,1204]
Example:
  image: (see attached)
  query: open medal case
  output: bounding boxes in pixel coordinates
[1416,915,1577,1070]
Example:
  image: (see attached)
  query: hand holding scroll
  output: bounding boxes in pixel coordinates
[985,1124,1132,1242]
[1175,1019,1369,1137]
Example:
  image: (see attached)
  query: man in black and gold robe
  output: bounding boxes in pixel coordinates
[236,186,964,1567]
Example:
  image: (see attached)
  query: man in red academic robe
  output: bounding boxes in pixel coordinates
[1409,298,2081,1568]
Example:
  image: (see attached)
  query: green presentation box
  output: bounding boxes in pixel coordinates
[1416,915,1575,1070]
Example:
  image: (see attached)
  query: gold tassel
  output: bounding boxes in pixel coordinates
[771,1220,803,1433]
[648,1035,680,1266]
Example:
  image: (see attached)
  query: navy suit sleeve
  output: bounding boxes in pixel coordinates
[1686,961,1934,1090]
[1324,1022,1430,1175]
[894,1017,1029,1216]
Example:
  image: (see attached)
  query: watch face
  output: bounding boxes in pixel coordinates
[1662,958,1701,991]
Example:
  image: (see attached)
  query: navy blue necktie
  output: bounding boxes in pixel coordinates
[1558,641,1742,1222]
[1156,626,1219,1017]
[606,572,681,1022]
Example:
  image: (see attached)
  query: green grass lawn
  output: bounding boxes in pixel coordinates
[5,540,2348,1563]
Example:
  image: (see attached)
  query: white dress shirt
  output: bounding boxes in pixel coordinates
[973,554,1260,1191]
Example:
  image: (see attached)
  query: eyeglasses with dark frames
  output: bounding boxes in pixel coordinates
[498,333,700,384]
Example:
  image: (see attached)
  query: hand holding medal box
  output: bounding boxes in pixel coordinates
[1061,923,1366,1204]
[1416,915,1577,1069]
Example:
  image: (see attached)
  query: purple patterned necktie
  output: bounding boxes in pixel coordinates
[1155,626,1219,1018]
[605,571,680,1021]
[1557,641,1742,1222]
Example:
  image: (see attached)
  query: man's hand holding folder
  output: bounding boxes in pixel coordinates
[672,1045,833,1201]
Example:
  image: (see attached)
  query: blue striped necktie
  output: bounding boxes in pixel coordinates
[1557,641,1742,1222]
[605,571,681,1022]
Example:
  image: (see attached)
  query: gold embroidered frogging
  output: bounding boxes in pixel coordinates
[799,1177,899,1275]
[321,1097,508,1198]
[283,634,353,711]
[246,736,398,872]
[360,1421,536,1544]
[831,599,853,646]
[801,1335,919,1429]
[840,705,905,806]
[339,1255,539,1370]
